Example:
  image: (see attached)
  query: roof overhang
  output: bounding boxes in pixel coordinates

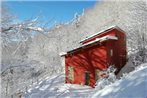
[81,35,118,47]
[80,25,124,43]
[60,35,118,56]
[59,25,125,56]
[59,52,67,56]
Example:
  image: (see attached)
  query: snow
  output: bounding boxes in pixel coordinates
[39,85,50,91]
[91,63,147,98]
[61,35,118,55]
[59,52,67,56]
[80,25,121,43]
[24,63,147,98]
[24,74,93,98]
[27,27,44,32]
[117,59,135,78]
[81,35,118,46]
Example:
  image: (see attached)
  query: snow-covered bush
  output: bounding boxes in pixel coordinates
[90,63,147,98]
[132,49,147,66]
[95,66,117,90]
[117,49,147,78]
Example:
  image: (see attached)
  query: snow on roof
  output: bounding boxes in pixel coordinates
[60,35,118,56]
[59,26,124,56]
[59,52,67,56]
[81,35,118,47]
[80,25,122,43]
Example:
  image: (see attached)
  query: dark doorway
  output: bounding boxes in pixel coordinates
[84,71,90,85]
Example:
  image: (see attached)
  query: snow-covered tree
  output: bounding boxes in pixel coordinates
[1,4,52,98]
[95,66,116,90]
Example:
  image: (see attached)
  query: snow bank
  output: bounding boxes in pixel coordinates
[117,49,147,78]
[24,63,147,98]
[24,74,93,98]
[91,63,147,98]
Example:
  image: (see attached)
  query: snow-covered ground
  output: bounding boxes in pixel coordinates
[91,63,147,98]
[24,63,147,98]
[24,74,93,98]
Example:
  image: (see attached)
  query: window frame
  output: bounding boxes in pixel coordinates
[67,66,74,81]
[95,69,102,81]
[110,49,113,57]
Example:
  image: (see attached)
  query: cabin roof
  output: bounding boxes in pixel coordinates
[60,35,118,56]
[80,25,125,43]
[59,25,125,56]
[81,35,118,46]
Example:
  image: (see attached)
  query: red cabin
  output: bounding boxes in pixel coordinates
[60,26,127,87]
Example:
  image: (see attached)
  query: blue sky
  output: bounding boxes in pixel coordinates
[4,1,97,27]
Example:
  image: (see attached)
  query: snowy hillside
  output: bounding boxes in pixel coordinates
[91,63,147,98]
[24,63,147,98]
[24,74,93,98]
[1,1,147,98]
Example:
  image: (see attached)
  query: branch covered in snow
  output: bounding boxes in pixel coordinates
[95,66,116,90]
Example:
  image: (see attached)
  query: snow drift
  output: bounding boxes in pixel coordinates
[24,63,147,98]
[91,63,147,98]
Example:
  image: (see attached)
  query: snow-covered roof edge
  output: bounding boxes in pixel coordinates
[60,35,118,56]
[60,26,124,56]
[59,52,67,56]
[81,35,118,47]
[80,25,124,43]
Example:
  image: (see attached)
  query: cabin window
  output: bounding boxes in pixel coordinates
[68,66,74,81]
[110,49,113,56]
[95,69,101,81]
